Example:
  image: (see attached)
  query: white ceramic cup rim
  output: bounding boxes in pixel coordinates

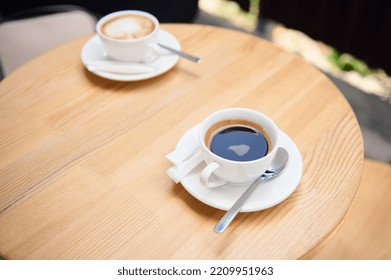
[199,108,279,165]
[96,10,159,43]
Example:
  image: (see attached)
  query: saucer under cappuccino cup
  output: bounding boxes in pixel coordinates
[199,108,280,188]
[96,10,160,62]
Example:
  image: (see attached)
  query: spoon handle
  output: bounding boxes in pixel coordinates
[214,177,265,234]
[157,43,201,63]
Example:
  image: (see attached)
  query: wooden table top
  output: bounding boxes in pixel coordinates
[0,24,363,259]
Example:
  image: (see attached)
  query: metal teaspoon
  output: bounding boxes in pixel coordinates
[214,147,289,234]
[157,43,201,63]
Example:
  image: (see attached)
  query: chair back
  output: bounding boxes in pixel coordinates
[0,8,96,76]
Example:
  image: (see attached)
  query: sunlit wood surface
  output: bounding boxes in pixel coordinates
[311,160,391,260]
[0,24,363,259]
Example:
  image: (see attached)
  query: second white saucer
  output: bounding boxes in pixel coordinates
[81,29,180,81]
[176,124,303,212]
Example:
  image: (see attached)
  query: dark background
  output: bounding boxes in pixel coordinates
[0,0,199,23]
[1,0,390,74]
[233,0,391,74]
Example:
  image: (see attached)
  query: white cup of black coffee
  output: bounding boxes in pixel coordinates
[96,10,160,62]
[199,108,280,188]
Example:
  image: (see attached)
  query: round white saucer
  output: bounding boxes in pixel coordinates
[81,29,180,81]
[176,124,303,212]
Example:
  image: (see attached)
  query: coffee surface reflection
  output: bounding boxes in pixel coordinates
[206,120,270,162]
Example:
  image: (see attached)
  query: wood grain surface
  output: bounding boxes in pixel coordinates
[0,24,363,259]
[311,160,391,259]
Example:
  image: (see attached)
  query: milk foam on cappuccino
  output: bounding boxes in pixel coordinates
[101,15,155,40]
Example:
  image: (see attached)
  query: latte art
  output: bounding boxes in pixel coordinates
[101,15,155,40]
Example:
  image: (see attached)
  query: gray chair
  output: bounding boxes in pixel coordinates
[0,5,97,77]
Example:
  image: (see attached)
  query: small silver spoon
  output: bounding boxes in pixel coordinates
[157,43,201,63]
[214,147,289,234]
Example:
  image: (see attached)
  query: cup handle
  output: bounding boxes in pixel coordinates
[142,43,161,64]
[200,162,226,188]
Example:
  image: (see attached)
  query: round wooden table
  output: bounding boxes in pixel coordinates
[0,24,363,259]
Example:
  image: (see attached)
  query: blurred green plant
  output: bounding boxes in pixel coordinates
[329,48,373,76]
[209,0,383,80]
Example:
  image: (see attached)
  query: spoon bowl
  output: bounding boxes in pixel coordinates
[214,147,289,233]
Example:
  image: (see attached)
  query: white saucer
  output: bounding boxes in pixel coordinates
[176,124,303,212]
[81,29,180,81]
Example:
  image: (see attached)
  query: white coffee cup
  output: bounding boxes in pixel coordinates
[96,10,160,62]
[199,108,280,188]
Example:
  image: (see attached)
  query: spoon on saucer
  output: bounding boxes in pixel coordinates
[157,43,201,63]
[214,147,289,234]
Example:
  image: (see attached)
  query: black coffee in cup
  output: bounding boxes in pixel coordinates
[205,120,271,162]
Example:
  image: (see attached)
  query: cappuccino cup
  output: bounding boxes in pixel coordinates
[96,10,160,62]
[199,108,280,188]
